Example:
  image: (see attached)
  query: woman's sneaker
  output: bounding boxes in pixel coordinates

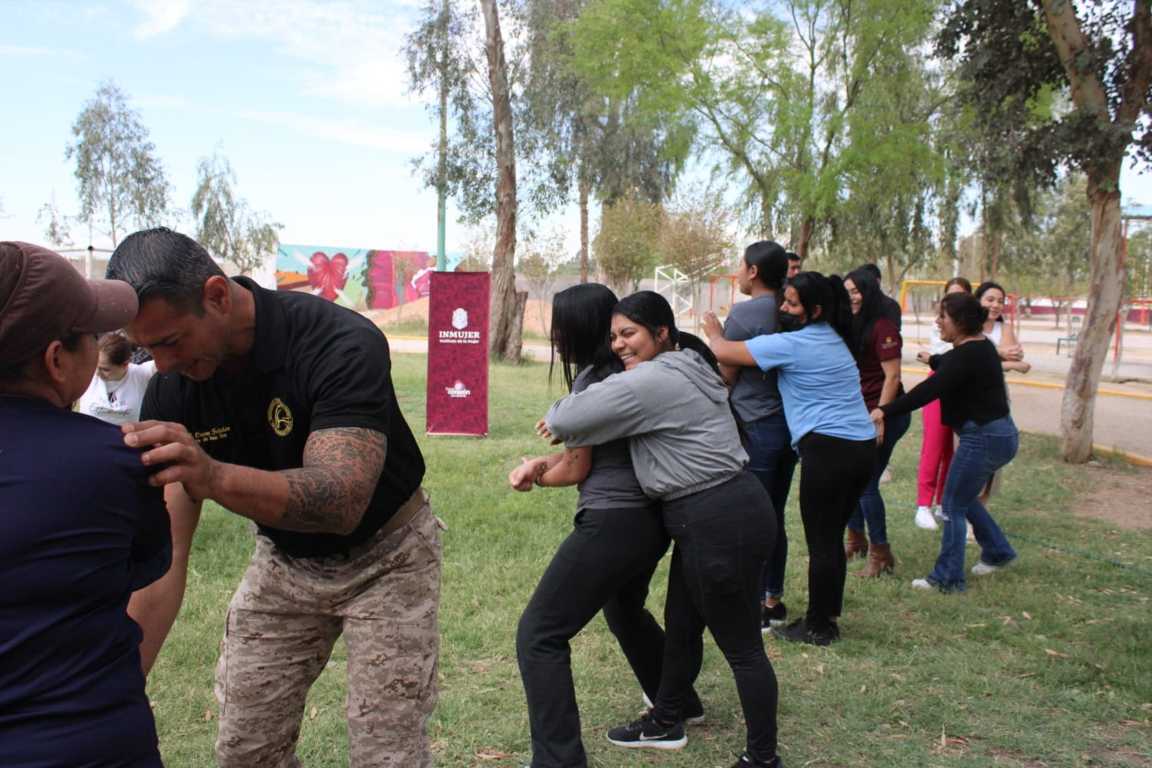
[914,505,939,530]
[606,711,686,750]
[761,601,787,632]
[972,557,1015,576]
[732,753,784,768]
[771,618,839,647]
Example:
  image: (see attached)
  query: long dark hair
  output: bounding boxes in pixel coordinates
[743,241,788,291]
[846,267,884,359]
[975,280,1007,324]
[550,283,619,392]
[787,271,854,344]
[612,291,720,374]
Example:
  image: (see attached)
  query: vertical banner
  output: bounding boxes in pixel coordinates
[426,272,490,436]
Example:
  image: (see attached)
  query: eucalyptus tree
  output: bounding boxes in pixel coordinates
[940,0,1152,462]
[66,81,169,246]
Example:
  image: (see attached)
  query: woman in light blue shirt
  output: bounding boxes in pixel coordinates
[703,272,877,646]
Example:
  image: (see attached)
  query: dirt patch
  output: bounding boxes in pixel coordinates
[1073,464,1152,531]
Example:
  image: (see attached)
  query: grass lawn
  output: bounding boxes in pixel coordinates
[148,354,1152,767]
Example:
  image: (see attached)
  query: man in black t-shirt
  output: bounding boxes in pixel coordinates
[107,228,440,768]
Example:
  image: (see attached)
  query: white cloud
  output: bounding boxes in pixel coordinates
[191,1,422,108]
[130,0,192,38]
[240,110,431,153]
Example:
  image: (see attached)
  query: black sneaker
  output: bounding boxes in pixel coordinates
[771,618,839,647]
[760,601,787,632]
[606,711,687,750]
[731,753,784,768]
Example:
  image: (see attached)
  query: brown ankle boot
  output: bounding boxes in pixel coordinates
[844,528,869,560]
[857,542,895,577]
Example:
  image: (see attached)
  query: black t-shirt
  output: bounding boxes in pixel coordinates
[141,277,425,558]
[881,338,1009,428]
[0,396,169,768]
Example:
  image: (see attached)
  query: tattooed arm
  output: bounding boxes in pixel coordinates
[125,422,387,535]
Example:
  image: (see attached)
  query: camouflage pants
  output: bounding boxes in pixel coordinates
[214,491,441,768]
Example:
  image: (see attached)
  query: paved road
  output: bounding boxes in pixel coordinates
[388,335,1152,460]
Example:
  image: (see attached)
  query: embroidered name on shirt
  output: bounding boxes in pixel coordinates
[194,426,232,444]
[268,398,294,437]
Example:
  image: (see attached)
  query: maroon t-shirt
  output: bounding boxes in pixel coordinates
[859,316,903,410]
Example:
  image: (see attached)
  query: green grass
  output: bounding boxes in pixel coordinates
[148,355,1152,767]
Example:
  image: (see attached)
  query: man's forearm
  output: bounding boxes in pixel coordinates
[208,427,387,535]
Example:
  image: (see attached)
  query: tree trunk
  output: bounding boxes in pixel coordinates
[480,0,522,362]
[1059,169,1125,462]
[578,163,590,283]
[796,216,815,262]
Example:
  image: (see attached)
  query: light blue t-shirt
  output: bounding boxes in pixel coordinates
[745,323,876,448]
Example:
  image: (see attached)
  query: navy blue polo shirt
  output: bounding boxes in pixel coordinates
[0,395,170,768]
[140,277,425,558]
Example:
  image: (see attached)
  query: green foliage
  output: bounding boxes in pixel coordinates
[190,153,281,276]
[938,0,1152,184]
[65,81,170,245]
[593,194,663,290]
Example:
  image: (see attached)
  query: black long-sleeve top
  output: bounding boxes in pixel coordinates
[880,338,1009,428]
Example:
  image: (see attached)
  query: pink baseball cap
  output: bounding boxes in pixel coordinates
[0,241,139,366]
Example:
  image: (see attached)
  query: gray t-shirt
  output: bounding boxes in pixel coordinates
[571,365,650,510]
[723,294,784,422]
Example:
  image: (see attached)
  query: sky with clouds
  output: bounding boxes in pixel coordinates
[0,0,1149,260]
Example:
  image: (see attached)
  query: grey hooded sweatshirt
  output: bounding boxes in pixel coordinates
[545,348,748,501]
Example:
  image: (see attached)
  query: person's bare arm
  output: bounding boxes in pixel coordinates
[128,483,201,675]
[538,447,592,486]
[126,422,387,536]
[878,357,902,407]
[702,312,758,367]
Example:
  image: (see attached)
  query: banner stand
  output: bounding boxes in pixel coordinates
[425,272,490,437]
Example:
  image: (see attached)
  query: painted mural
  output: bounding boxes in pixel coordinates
[276,244,440,311]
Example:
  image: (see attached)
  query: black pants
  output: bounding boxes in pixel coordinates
[651,471,781,763]
[797,432,877,629]
[517,505,701,768]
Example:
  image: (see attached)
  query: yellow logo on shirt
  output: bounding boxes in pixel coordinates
[267,398,294,437]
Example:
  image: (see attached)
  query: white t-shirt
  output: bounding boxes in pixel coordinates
[986,321,1003,347]
[77,361,157,426]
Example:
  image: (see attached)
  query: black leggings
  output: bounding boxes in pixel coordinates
[651,471,780,763]
[796,432,877,628]
[516,505,700,768]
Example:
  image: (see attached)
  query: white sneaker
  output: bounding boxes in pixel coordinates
[971,559,1014,576]
[914,506,939,530]
[932,505,945,521]
[911,578,934,590]
[966,524,976,545]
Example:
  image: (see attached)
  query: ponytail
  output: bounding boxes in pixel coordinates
[789,271,854,345]
[676,331,720,375]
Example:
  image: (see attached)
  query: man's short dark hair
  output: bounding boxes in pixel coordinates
[107,228,225,313]
[786,251,801,263]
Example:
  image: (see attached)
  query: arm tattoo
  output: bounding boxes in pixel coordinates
[282,427,388,534]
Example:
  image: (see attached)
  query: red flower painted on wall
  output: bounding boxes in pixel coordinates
[308,252,349,301]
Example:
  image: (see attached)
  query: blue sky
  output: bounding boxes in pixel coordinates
[1,0,1149,258]
[1,0,465,253]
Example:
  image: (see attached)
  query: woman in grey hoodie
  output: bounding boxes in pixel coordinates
[546,291,783,768]
[510,284,703,768]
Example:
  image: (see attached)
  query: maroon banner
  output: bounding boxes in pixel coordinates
[426,271,490,436]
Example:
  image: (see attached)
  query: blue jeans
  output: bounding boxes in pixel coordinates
[741,413,797,599]
[928,416,1019,592]
[847,410,911,545]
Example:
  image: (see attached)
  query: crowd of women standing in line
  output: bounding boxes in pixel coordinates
[507,241,1028,768]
